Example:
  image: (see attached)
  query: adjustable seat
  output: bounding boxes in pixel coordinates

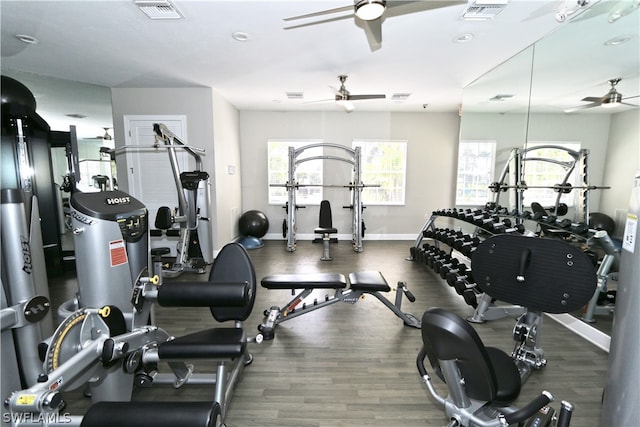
[147,242,257,424]
[417,307,555,427]
[150,206,179,261]
[314,200,337,261]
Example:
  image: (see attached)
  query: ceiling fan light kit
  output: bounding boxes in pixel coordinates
[354,0,386,21]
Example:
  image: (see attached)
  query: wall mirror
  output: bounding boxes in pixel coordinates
[459,0,640,340]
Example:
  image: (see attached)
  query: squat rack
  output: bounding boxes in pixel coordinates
[490,145,608,222]
[274,143,372,253]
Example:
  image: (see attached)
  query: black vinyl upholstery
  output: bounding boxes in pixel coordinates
[420,307,521,403]
[472,234,597,313]
[208,243,257,322]
[314,200,338,235]
[348,271,391,292]
[81,401,218,427]
[261,273,348,289]
[154,206,173,230]
[158,328,246,359]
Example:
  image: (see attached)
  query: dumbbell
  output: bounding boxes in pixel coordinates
[533,212,590,235]
[461,209,483,222]
[444,230,465,247]
[438,259,468,280]
[426,249,449,269]
[422,228,435,239]
[446,269,474,288]
[433,256,459,276]
[458,237,481,257]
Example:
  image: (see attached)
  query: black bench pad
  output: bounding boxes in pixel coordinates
[158,328,246,359]
[349,271,390,292]
[261,273,347,289]
[81,402,217,427]
[314,227,338,234]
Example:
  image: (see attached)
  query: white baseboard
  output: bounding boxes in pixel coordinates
[545,313,610,352]
[263,233,415,241]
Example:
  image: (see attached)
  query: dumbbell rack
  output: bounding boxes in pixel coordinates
[409,205,597,322]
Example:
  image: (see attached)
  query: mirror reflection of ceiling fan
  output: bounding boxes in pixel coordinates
[308,75,385,112]
[91,127,113,140]
[283,0,466,51]
[565,78,640,113]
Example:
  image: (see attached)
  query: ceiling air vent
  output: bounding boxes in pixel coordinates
[135,0,183,20]
[391,93,412,101]
[462,0,508,20]
[286,92,304,100]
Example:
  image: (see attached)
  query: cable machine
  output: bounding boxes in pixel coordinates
[275,143,376,253]
[111,123,213,277]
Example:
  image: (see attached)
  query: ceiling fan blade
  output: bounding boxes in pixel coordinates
[620,102,639,107]
[580,96,603,103]
[349,94,386,100]
[564,103,599,113]
[384,0,467,18]
[284,5,353,21]
[623,94,640,101]
[284,13,354,30]
[361,18,383,51]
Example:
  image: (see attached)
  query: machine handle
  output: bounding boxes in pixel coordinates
[557,400,574,427]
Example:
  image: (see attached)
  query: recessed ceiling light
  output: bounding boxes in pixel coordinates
[604,35,633,46]
[286,92,304,100]
[453,33,474,43]
[232,32,250,42]
[15,34,39,45]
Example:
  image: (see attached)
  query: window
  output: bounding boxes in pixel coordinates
[456,141,496,206]
[522,142,581,207]
[268,140,323,205]
[353,140,407,205]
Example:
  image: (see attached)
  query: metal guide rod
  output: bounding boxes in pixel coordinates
[283,143,367,253]
[270,183,380,188]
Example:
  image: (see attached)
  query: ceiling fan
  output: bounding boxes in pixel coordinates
[90,127,113,140]
[309,75,385,112]
[283,0,466,51]
[565,78,640,113]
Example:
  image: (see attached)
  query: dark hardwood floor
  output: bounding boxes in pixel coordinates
[46,239,609,426]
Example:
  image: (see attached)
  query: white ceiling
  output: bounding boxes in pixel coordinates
[1,0,639,138]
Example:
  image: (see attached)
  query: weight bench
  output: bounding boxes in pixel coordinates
[314,200,338,260]
[258,270,420,340]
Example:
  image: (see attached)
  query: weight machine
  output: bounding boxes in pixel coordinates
[111,123,213,277]
[490,145,608,222]
[274,143,376,253]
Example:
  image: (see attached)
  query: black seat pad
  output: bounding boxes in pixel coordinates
[158,328,246,359]
[314,227,338,234]
[81,402,217,427]
[349,271,390,292]
[472,234,597,313]
[486,347,521,403]
[261,273,347,289]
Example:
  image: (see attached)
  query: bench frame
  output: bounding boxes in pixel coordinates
[258,271,420,340]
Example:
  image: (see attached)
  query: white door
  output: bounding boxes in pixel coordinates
[122,115,188,230]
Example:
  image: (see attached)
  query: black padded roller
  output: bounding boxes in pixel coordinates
[80,401,219,427]
[158,281,249,307]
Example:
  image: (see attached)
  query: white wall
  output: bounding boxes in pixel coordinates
[110,87,241,251]
[212,90,242,242]
[600,109,640,236]
[239,111,460,240]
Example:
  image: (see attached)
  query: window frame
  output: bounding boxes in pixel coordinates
[455,140,497,207]
[352,139,408,206]
[267,139,324,206]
